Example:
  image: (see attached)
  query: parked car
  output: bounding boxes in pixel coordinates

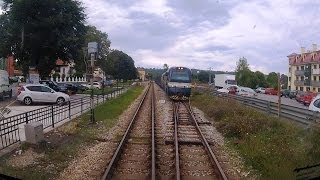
[227,86,238,94]
[236,87,257,97]
[58,83,78,94]
[73,83,88,92]
[265,88,278,95]
[302,92,318,106]
[86,82,102,89]
[39,80,66,93]
[104,80,114,86]
[281,89,291,97]
[255,87,265,94]
[309,95,320,112]
[295,91,306,103]
[288,90,298,99]
[17,84,70,105]
[0,70,12,100]
[217,88,229,94]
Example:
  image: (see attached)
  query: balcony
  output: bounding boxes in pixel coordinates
[313,68,320,75]
[295,70,305,76]
[294,80,304,86]
[311,81,320,87]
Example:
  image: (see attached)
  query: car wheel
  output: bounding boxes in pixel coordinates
[24,97,32,105]
[56,97,65,105]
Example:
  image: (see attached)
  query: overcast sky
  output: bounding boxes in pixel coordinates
[80,0,320,74]
[2,0,320,74]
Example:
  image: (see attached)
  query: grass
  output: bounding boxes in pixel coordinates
[0,85,144,180]
[191,89,320,179]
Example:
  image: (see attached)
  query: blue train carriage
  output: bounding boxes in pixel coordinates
[161,67,192,100]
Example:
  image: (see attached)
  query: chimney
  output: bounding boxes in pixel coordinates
[313,43,317,52]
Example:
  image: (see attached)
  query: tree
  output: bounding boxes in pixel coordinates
[197,71,209,83]
[105,50,137,80]
[266,72,278,89]
[280,74,288,89]
[1,0,86,78]
[235,57,254,87]
[254,71,267,87]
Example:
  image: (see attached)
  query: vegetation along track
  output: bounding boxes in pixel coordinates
[102,82,156,180]
[172,101,228,180]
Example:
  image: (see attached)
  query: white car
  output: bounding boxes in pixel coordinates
[17,84,70,105]
[83,82,102,89]
[309,95,320,112]
[237,87,257,97]
[255,87,266,94]
[217,88,229,93]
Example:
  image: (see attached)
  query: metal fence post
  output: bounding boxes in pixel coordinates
[68,101,71,119]
[51,106,55,128]
[25,112,29,124]
[81,97,83,114]
[267,101,271,114]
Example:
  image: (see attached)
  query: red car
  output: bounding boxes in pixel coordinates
[265,88,278,95]
[227,86,237,95]
[301,92,318,106]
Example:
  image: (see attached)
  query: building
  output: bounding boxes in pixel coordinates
[137,67,146,81]
[287,44,320,92]
[51,59,76,78]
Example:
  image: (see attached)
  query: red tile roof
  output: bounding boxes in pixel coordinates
[288,51,320,65]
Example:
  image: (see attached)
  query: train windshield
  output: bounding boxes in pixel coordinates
[170,69,191,83]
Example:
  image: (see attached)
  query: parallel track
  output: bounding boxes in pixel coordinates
[101,82,156,180]
[173,101,228,180]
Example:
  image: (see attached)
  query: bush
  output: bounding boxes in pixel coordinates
[191,92,320,179]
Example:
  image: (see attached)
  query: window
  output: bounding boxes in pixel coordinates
[314,65,317,69]
[289,77,291,81]
[41,86,52,92]
[296,87,298,90]
[300,87,304,91]
[313,99,320,108]
[296,76,298,80]
[314,76,317,81]
[289,67,291,72]
[318,88,320,92]
[26,86,42,92]
[306,87,310,91]
[301,66,305,70]
[301,76,304,81]
[297,66,299,70]
[313,88,316,91]
[288,86,291,90]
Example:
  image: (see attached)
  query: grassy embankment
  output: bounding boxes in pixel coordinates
[191,90,320,179]
[0,85,144,180]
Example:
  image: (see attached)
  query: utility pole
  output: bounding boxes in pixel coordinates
[277,72,281,117]
[88,42,98,124]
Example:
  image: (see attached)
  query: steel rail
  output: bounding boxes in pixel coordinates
[173,102,181,180]
[151,82,156,180]
[101,83,152,180]
[184,102,228,180]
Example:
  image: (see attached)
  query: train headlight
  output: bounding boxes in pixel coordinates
[169,84,175,88]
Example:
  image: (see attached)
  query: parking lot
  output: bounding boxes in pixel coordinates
[255,93,308,109]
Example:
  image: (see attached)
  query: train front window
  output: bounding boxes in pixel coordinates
[170,70,191,83]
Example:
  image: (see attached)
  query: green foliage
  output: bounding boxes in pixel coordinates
[266,72,278,89]
[1,0,87,77]
[191,92,320,179]
[105,50,137,80]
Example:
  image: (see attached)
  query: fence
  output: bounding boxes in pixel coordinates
[0,88,126,150]
[212,90,320,125]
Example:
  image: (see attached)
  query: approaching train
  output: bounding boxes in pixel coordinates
[161,67,192,100]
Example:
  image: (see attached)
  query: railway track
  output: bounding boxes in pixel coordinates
[101,82,156,180]
[102,82,227,179]
[172,101,228,180]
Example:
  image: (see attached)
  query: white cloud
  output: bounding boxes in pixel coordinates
[80,0,320,74]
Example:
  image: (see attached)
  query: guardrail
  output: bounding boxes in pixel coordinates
[212,91,320,125]
[0,88,127,150]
